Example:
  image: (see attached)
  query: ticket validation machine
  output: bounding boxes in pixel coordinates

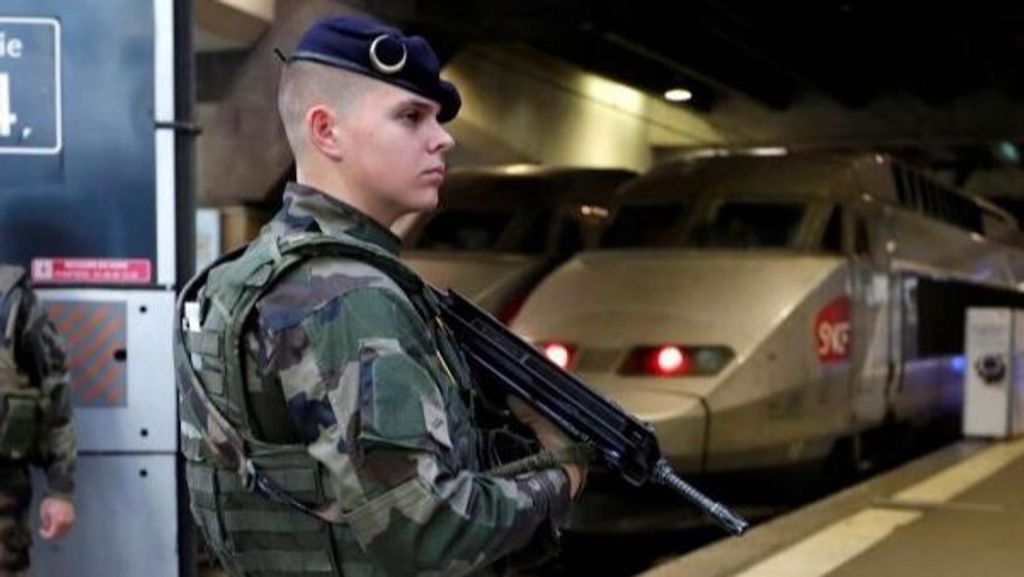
[964,308,1024,439]
[0,1,194,575]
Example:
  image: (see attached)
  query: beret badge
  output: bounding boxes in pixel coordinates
[369,34,407,74]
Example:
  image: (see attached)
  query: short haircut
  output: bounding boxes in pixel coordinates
[277,61,375,155]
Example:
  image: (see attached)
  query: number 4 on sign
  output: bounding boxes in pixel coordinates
[0,72,17,138]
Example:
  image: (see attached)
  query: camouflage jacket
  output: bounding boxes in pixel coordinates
[0,265,76,499]
[200,183,571,576]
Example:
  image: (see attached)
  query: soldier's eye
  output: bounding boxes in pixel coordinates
[400,109,423,123]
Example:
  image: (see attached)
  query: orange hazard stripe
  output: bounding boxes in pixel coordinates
[67,305,112,350]
[70,315,124,370]
[79,339,123,383]
[56,304,88,335]
[105,377,125,405]
[83,362,123,404]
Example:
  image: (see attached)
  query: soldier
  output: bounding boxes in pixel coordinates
[177,14,585,577]
[0,265,76,577]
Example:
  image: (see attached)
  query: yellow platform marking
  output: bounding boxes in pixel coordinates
[731,508,920,577]
[892,436,1024,505]
[643,438,1024,577]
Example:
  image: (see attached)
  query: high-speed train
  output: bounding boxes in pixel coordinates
[509,153,1024,530]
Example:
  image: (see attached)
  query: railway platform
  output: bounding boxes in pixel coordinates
[640,436,1024,577]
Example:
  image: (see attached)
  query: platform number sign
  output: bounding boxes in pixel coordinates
[0,17,61,155]
[0,72,16,136]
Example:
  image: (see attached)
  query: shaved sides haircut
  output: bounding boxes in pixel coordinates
[277,61,376,156]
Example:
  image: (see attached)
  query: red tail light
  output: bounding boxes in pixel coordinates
[620,345,733,377]
[540,342,575,370]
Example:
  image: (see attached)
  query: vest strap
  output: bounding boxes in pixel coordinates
[233,549,335,573]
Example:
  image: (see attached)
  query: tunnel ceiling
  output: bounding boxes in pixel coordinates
[194,1,1024,204]
[380,1,1024,112]
[342,0,1024,180]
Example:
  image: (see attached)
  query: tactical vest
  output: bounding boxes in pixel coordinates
[0,265,45,461]
[176,231,476,577]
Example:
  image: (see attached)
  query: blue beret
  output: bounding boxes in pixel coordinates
[290,16,461,123]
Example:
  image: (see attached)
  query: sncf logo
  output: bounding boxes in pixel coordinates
[815,296,851,363]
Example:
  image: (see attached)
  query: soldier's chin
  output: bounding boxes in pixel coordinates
[411,187,440,212]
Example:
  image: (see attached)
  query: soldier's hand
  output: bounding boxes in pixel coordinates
[506,396,586,499]
[39,496,75,541]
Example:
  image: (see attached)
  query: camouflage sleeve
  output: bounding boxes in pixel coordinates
[15,287,76,499]
[257,273,570,575]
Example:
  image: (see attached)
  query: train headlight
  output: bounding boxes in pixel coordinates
[621,345,734,377]
[540,342,575,370]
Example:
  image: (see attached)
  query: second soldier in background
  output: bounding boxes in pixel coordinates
[0,265,76,577]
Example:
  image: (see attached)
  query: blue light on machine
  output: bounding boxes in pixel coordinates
[951,355,966,374]
[996,141,1020,164]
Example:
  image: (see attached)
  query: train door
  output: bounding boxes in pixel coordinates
[848,203,899,429]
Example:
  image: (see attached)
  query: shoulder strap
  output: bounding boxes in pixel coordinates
[276,232,444,319]
[277,232,424,291]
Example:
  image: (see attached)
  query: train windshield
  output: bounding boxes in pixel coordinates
[682,199,806,249]
[599,202,692,248]
[600,198,805,249]
[413,208,552,254]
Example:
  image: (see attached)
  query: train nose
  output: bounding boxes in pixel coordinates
[622,390,708,471]
[582,381,709,472]
[566,388,710,532]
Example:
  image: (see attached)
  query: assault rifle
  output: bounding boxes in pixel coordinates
[432,289,749,536]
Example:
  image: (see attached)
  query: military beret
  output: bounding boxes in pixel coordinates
[289,15,461,123]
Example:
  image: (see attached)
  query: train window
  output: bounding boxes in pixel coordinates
[512,208,555,254]
[554,218,583,256]
[560,204,610,251]
[599,203,688,248]
[894,165,987,235]
[933,187,951,224]
[922,182,936,217]
[854,217,871,255]
[685,200,805,249]
[415,210,521,252]
[821,205,843,253]
[909,174,924,212]
[914,277,1024,359]
[958,198,984,234]
[893,166,908,205]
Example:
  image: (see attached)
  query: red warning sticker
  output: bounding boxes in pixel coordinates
[815,296,851,363]
[31,258,151,285]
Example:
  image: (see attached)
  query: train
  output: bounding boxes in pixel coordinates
[509,152,1024,530]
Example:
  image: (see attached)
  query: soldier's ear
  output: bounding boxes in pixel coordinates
[306,106,344,160]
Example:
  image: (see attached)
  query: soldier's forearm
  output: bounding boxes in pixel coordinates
[44,422,76,496]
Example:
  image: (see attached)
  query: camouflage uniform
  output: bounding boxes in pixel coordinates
[179,183,571,577]
[0,266,76,577]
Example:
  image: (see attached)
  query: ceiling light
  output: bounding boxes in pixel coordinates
[664,88,693,103]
